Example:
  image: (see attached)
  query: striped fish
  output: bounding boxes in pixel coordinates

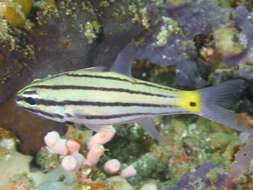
[16,67,252,140]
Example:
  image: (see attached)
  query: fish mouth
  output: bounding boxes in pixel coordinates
[15,96,24,106]
[16,96,23,102]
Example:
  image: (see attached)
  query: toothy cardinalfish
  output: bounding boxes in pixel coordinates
[16,64,252,140]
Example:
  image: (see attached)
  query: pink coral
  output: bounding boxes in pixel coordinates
[120,165,137,178]
[83,144,105,167]
[87,127,116,150]
[44,131,68,155]
[104,159,121,174]
[66,139,81,153]
[61,155,78,171]
[44,131,60,147]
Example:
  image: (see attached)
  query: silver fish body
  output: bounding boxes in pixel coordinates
[16,70,188,128]
[16,68,253,138]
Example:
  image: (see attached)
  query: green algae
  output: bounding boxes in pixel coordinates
[155,17,182,47]
[129,152,169,185]
[36,147,61,172]
[208,132,239,151]
[84,21,101,44]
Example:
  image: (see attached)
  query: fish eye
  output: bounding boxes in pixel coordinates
[189,101,196,107]
[25,97,36,105]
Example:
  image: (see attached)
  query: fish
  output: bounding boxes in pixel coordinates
[16,64,252,140]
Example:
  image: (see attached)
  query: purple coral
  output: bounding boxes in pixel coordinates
[172,163,225,190]
[114,0,229,87]
[164,0,229,39]
[238,66,253,80]
[234,6,253,46]
[224,5,253,70]
[233,5,253,80]
[225,142,253,189]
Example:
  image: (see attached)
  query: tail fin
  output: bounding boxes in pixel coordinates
[197,79,252,133]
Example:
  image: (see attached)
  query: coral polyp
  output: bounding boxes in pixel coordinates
[0,0,32,26]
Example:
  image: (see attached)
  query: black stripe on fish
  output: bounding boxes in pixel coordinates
[65,73,178,92]
[22,90,37,95]
[31,85,174,98]
[25,108,64,119]
[18,97,176,108]
[74,111,185,120]
[40,100,174,107]
[66,73,132,82]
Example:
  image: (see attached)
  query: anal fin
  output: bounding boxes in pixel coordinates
[200,104,253,133]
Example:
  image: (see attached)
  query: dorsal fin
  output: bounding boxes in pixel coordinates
[70,67,107,73]
[111,44,136,76]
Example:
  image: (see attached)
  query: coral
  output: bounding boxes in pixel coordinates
[0,127,18,150]
[39,182,74,190]
[61,153,83,171]
[44,131,68,155]
[43,128,137,178]
[238,63,253,80]
[0,0,32,26]
[208,132,239,151]
[120,165,137,178]
[44,126,117,170]
[104,159,121,174]
[1,0,253,189]
[38,128,91,172]
[67,139,81,153]
[172,163,226,189]
[127,151,168,185]
[215,4,253,82]
[0,0,108,154]
[44,130,87,171]
[213,26,245,57]
[84,21,101,44]
[113,0,230,87]
[231,5,253,81]
[234,5,253,47]
[36,147,61,172]
[225,142,253,189]
[107,176,134,190]
[5,175,35,190]
[139,181,158,190]
[83,144,105,167]
[87,126,116,150]
[165,0,230,39]
[0,143,33,188]
[38,167,76,190]
[0,128,44,189]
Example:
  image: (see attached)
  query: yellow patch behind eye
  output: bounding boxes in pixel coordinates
[178,91,201,112]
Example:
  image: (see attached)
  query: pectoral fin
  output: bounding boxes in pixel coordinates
[136,118,160,140]
[85,124,113,132]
